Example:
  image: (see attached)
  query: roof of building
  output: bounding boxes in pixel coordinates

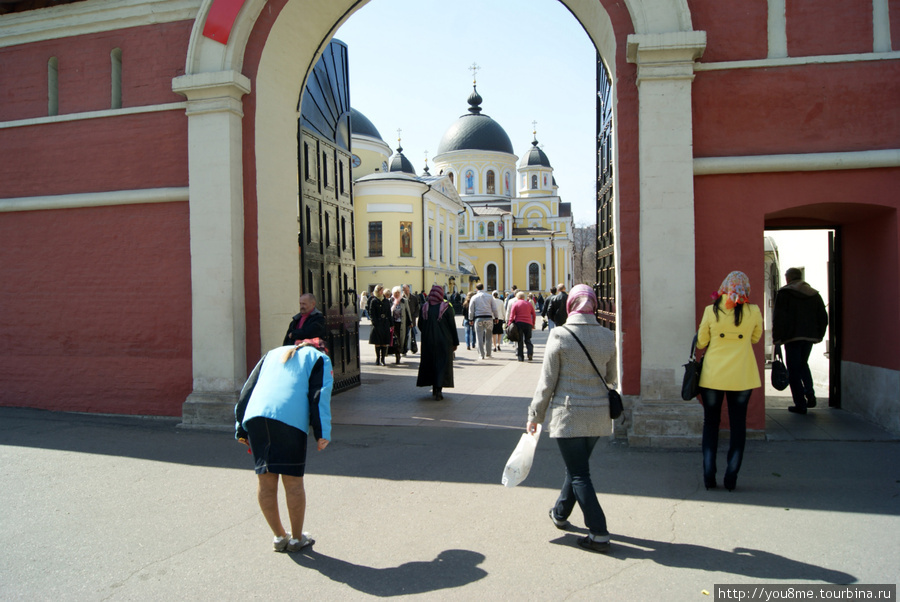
[350,108,383,141]
[520,139,552,168]
[470,204,510,216]
[436,86,514,155]
[388,146,417,175]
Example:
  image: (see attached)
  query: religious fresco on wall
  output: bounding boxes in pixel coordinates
[466,170,474,194]
[400,222,413,257]
[505,172,511,196]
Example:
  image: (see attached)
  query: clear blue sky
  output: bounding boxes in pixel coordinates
[336,0,598,225]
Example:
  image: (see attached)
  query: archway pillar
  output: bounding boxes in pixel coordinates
[627,32,707,446]
[173,70,252,427]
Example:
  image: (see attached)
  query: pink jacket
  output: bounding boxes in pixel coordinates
[508,299,536,327]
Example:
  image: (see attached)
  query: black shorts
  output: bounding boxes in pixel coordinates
[245,417,308,477]
[493,320,504,335]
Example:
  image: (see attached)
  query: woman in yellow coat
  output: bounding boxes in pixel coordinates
[696,271,762,491]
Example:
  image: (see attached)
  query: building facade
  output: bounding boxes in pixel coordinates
[0,0,898,439]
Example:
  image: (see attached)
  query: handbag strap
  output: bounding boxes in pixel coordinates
[561,325,610,392]
[690,334,698,361]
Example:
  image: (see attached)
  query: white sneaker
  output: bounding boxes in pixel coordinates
[287,532,315,552]
[273,534,290,552]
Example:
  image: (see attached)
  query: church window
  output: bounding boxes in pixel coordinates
[429,227,434,259]
[487,171,495,194]
[531,175,538,189]
[529,263,540,291]
[48,57,58,116]
[543,174,548,187]
[487,222,495,237]
[368,221,382,257]
[110,48,122,109]
[448,172,454,186]
[486,264,498,292]
[440,231,444,262]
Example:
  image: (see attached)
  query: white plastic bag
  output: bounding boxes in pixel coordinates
[501,424,541,487]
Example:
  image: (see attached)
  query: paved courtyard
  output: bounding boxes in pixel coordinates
[1,316,897,600]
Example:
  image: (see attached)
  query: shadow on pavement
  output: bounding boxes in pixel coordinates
[288,548,487,596]
[563,534,857,583]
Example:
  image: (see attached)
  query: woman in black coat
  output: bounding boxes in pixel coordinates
[367,285,392,365]
[416,285,459,400]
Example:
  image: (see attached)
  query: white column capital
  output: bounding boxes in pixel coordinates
[172,70,251,116]
[627,31,707,83]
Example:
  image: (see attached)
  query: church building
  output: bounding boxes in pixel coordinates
[352,83,574,296]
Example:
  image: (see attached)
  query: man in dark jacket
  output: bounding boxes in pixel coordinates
[545,284,568,329]
[773,268,829,414]
[283,293,326,345]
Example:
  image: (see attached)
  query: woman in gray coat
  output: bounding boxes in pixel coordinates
[526,284,617,554]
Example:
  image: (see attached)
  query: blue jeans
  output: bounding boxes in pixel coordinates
[700,388,751,485]
[785,340,815,408]
[553,436,608,536]
[464,320,474,347]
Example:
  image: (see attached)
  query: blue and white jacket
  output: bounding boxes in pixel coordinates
[235,345,333,441]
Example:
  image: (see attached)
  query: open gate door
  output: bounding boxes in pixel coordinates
[298,40,361,392]
[595,53,616,330]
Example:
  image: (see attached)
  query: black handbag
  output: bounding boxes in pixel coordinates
[771,345,789,391]
[505,321,520,342]
[681,335,703,401]
[561,326,623,420]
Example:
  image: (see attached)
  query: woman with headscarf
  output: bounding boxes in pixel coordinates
[696,271,763,491]
[416,285,459,400]
[527,284,617,554]
[367,285,392,365]
[389,285,413,364]
[234,339,332,553]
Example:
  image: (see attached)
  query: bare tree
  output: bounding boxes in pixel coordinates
[572,222,596,285]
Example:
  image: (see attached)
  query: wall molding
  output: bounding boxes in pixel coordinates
[694,149,900,175]
[696,50,900,72]
[0,187,189,212]
[0,102,187,130]
[0,0,199,49]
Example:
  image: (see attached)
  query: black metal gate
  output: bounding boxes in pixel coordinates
[299,40,360,392]
[595,53,616,330]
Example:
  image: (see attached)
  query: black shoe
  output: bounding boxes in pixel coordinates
[788,406,807,414]
[806,394,817,408]
[528,355,533,361]
[704,477,717,490]
[724,473,737,491]
[549,509,571,530]
[577,535,611,554]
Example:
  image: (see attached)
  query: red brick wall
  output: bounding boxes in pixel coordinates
[687,0,768,62]
[693,61,900,157]
[0,110,188,198]
[787,0,873,56]
[0,20,191,122]
[0,202,192,415]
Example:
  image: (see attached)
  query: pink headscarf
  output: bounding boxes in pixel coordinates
[421,285,450,320]
[715,271,751,309]
[566,284,597,315]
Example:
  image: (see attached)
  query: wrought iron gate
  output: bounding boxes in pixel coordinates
[595,53,616,330]
[298,40,360,391]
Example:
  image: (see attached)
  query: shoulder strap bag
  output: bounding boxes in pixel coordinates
[561,326,623,420]
[681,334,704,401]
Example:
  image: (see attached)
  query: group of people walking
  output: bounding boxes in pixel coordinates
[237,268,827,556]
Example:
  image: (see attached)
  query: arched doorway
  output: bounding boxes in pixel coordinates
[177,0,704,434]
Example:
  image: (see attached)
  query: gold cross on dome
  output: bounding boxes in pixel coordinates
[532,120,538,136]
[469,62,480,84]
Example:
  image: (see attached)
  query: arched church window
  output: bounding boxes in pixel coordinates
[448,172,454,186]
[487,222,495,237]
[487,171,495,194]
[531,175,538,189]
[529,263,540,291]
[486,264,497,292]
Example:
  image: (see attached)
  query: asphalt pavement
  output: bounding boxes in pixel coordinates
[2,317,898,600]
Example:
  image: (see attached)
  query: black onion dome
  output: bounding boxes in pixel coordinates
[350,108,383,140]
[436,86,514,155]
[388,145,417,175]
[521,138,552,168]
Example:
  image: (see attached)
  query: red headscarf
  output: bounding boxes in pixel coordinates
[421,285,450,320]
